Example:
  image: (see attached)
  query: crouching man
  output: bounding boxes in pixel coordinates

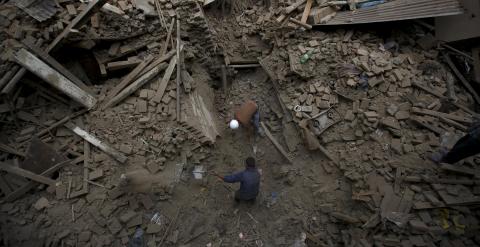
[215,157,260,202]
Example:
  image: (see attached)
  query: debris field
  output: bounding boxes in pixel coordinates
[0,0,480,246]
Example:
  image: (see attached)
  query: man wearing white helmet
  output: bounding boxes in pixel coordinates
[229,99,261,135]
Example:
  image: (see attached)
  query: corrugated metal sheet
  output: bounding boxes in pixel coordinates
[14,0,58,22]
[315,0,464,26]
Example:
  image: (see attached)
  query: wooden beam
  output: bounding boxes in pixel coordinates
[1,66,26,94]
[34,109,88,139]
[440,163,476,176]
[0,162,56,186]
[410,116,444,135]
[301,0,313,24]
[411,107,473,124]
[70,138,91,198]
[103,62,168,109]
[106,59,141,71]
[412,80,480,117]
[160,19,175,57]
[176,17,181,122]
[101,56,153,110]
[14,49,97,109]
[439,116,468,131]
[151,56,177,103]
[260,122,293,164]
[412,81,444,98]
[138,49,176,80]
[444,53,480,105]
[64,122,127,164]
[4,158,82,202]
[288,17,312,30]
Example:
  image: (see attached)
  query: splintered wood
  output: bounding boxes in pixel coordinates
[64,122,127,164]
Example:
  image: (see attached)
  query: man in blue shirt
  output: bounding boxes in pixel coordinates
[215,157,260,202]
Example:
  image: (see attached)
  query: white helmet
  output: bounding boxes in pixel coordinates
[229,119,239,129]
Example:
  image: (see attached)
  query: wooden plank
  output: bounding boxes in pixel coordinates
[444,53,480,105]
[14,49,97,109]
[0,162,56,186]
[410,116,444,135]
[64,122,127,163]
[103,62,168,109]
[260,122,293,164]
[83,138,90,191]
[301,0,313,24]
[160,19,175,57]
[411,107,473,124]
[0,65,20,91]
[435,178,475,185]
[138,49,176,81]
[176,17,181,122]
[412,80,480,117]
[151,56,177,103]
[106,59,141,71]
[1,66,26,94]
[439,116,468,131]
[439,163,476,176]
[0,142,25,157]
[4,158,81,202]
[101,56,153,110]
[26,109,89,144]
[412,81,444,98]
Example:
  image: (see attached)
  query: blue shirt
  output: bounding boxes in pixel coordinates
[223,167,260,200]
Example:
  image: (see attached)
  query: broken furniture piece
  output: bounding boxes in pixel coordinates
[309,108,342,136]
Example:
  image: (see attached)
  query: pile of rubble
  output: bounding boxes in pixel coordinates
[0,0,480,246]
[252,5,480,247]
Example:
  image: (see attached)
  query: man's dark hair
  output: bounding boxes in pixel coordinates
[245,157,256,168]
